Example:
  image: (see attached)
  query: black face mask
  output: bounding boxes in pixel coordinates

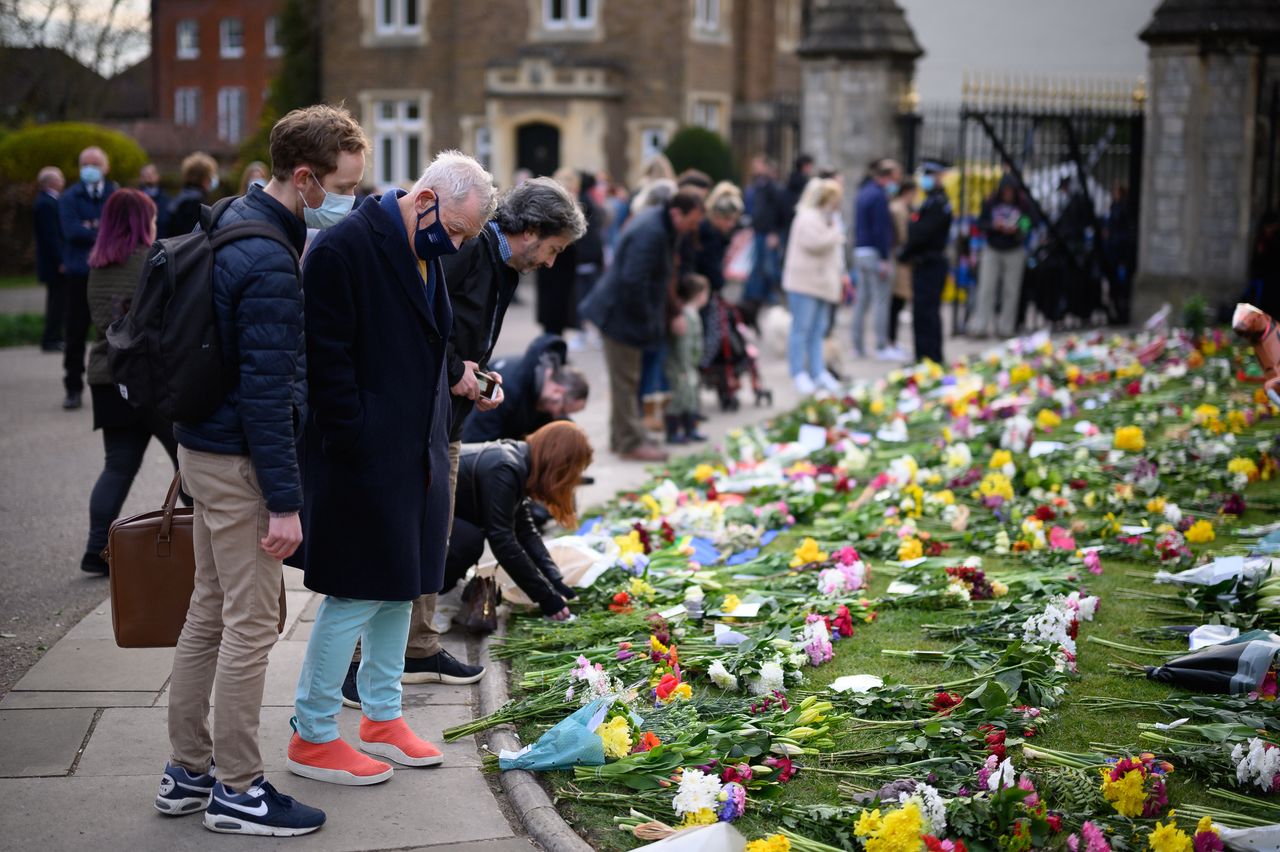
[414,201,458,260]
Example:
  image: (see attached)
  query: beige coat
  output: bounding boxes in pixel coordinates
[890,197,913,300]
[782,205,845,304]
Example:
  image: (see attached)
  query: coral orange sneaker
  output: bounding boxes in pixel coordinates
[358,716,444,767]
[286,732,393,786]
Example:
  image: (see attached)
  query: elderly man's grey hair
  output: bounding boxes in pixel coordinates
[36,166,64,188]
[411,149,498,225]
[492,176,586,241]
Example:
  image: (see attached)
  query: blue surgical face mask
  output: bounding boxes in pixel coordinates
[885,181,899,196]
[80,165,102,185]
[414,201,459,260]
[210,175,220,192]
[920,174,936,192]
[301,174,355,230]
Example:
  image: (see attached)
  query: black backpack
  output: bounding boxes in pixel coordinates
[106,196,299,423]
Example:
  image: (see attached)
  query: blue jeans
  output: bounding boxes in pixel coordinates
[639,345,669,397]
[294,596,412,743]
[851,252,891,354]
[786,292,828,379]
[744,233,781,304]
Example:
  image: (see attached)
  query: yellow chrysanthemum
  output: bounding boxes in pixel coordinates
[1195,816,1218,838]
[599,716,633,759]
[1114,425,1146,452]
[721,594,741,613]
[1100,766,1148,818]
[1228,457,1259,479]
[1036,409,1062,430]
[991,580,1009,597]
[745,836,791,852]
[1185,519,1215,544]
[1227,410,1248,433]
[1009,363,1034,384]
[1146,496,1167,513]
[640,494,663,519]
[989,449,1013,469]
[865,802,925,852]
[979,472,1015,502]
[897,538,923,561]
[869,398,886,416]
[1193,403,1220,423]
[789,537,828,568]
[693,463,718,484]
[629,577,657,600]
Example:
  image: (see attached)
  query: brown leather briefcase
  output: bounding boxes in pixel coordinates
[105,472,287,648]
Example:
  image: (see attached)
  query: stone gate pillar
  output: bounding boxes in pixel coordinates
[1135,0,1280,320]
[796,0,922,181]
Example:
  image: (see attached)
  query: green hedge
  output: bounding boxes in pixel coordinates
[664,126,736,185]
[0,123,148,184]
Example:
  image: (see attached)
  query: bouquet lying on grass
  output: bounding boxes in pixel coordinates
[446,326,1280,850]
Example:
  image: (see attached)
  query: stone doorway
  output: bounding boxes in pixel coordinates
[516,121,561,177]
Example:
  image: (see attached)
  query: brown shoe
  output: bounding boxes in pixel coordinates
[620,444,669,462]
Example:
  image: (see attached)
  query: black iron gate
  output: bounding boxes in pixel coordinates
[904,76,1146,328]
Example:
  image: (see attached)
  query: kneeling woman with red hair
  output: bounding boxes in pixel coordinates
[448,420,594,620]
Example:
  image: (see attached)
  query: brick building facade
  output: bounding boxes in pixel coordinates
[151,0,284,159]
[319,0,802,187]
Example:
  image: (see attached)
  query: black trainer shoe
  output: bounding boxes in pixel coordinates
[402,649,486,685]
[340,661,360,709]
[203,777,325,836]
[62,391,82,410]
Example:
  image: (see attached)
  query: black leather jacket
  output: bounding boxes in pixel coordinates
[454,440,574,614]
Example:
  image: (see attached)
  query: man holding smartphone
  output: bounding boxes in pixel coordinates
[342,177,586,702]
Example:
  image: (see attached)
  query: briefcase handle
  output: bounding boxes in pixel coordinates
[157,472,184,556]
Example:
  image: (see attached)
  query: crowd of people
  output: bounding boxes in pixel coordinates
[28,107,612,836]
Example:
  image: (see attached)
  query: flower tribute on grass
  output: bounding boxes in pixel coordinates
[454,327,1280,849]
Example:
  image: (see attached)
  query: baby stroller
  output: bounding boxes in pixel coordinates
[701,293,772,412]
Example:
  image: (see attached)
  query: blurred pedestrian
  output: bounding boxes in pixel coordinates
[137,163,170,238]
[165,152,219,238]
[783,153,815,234]
[59,146,117,410]
[783,178,846,393]
[971,177,1031,339]
[852,159,901,360]
[580,191,704,461]
[899,160,953,365]
[239,160,268,195]
[664,274,709,443]
[1103,184,1136,325]
[888,178,917,350]
[744,154,786,310]
[696,181,745,294]
[571,171,608,351]
[81,188,181,575]
[33,165,66,353]
[535,167,582,336]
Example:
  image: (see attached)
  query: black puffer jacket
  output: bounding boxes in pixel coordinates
[454,440,575,615]
[174,186,307,513]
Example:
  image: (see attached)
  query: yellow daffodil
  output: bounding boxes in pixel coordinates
[897,538,923,561]
[693,463,717,484]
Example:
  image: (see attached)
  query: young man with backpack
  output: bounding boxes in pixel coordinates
[154,105,369,837]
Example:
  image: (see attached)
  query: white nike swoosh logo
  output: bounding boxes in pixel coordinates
[216,797,269,817]
[175,780,211,793]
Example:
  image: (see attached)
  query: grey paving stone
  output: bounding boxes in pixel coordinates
[14,640,174,692]
[281,590,312,634]
[0,708,96,777]
[61,605,117,641]
[0,690,159,709]
[0,769,516,850]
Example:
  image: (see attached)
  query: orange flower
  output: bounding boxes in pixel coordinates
[634,731,662,752]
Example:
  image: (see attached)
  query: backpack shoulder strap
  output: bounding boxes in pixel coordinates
[199,196,238,234]
[210,220,300,266]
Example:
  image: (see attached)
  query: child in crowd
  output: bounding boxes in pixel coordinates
[665,274,709,444]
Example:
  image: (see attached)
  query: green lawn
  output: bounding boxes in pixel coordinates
[0,274,38,288]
